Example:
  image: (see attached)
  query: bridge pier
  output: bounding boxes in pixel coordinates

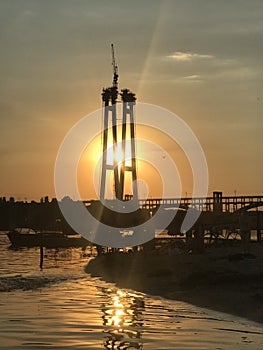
[257,230,262,242]
[256,209,262,242]
[213,191,223,213]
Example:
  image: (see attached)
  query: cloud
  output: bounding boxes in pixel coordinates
[182,74,201,80]
[167,51,213,61]
[173,75,203,84]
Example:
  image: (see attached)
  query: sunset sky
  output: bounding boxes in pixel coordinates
[1,0,262,201]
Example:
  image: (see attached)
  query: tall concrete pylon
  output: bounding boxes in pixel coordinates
[100,45,138,202]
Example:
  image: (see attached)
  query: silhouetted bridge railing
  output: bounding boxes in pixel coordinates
[85,194,263,213]
[139,195,263,213]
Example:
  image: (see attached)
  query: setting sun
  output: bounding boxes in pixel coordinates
[76,123,194,200]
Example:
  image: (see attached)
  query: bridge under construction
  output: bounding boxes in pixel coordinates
[1,45,262,251]
[85,191,263,242]
[85,45,263,243]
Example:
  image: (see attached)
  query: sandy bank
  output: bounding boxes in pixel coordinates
[85,243,263,323]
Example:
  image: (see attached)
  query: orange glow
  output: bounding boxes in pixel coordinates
[77,125,193,200]
[106,141,131,167]
[82,134,102,166]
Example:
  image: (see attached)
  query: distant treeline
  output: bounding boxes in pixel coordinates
[0,196,75,232]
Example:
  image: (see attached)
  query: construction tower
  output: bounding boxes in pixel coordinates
[100,44,138,202]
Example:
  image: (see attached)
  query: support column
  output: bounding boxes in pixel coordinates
[120,89,138,202]
[100,87,120,201]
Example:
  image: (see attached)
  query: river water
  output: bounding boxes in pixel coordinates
[0,231,262,349]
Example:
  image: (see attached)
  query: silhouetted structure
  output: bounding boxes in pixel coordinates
[1,194,262,242]
[1,45,262,247]
[0,196,76,234]
[100,44,138,201]
[86,44,149,230]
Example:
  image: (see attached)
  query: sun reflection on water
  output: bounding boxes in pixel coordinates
[101,288,144,349]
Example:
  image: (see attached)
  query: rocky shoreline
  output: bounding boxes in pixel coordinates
[85,242,263,323]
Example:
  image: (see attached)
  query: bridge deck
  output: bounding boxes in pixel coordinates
[139,195,263,212]
[84,195,263,213]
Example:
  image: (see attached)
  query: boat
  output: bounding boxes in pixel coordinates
[6,228,90,248]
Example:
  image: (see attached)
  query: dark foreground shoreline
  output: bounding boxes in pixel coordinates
[85,243,263,324]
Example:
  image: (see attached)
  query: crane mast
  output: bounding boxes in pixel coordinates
[111,43,118,89]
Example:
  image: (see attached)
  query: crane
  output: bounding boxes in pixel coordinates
[111,43,118,89]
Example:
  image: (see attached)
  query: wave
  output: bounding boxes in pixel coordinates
[0,274,83,292]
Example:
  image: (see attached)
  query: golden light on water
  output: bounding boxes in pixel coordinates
[112,295,124,309]
[107,291,126,328]
[116,290,127,298]
[101,288,144,349]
